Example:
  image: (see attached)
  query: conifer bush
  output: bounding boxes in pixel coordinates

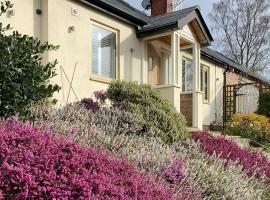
[107,81,188,143]
[0,119,174,200]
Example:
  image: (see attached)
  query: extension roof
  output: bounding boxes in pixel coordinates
[202,47,270,85]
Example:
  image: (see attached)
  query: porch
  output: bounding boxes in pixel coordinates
[143,30,204,129]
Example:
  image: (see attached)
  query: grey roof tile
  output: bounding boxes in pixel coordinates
[202,47,270,85]
[142,6,198,31]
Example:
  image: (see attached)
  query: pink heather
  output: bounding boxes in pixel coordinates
[0,118,174,199]
[193,132,270,181]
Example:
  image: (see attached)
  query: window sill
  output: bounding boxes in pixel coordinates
[154,84,181,89]
[203,100,209,105]
[181,91,192,94]
[89,74,115,84]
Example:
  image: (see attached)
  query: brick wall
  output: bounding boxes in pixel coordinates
[180,93,193,127]
[226,70,254,85]
[151,0,172,16]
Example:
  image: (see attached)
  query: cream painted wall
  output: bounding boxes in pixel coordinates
[200,59,224,125]
[1,0,143,106]
[0,0,41,37]
[155,85,181,112]
[45,0,144,105]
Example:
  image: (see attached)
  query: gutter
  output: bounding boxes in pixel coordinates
[136,21,178,38]
[76,0,147,26]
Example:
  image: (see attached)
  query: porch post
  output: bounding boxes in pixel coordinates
[165,32,180,112]
[141,40,148,84]
[192,43,203,130]
[177,34,182,86]
[170,33,176,84]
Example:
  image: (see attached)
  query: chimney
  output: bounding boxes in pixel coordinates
[151,0,173,16]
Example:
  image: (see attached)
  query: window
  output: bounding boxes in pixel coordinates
[91,23,117,80]
[182,58,193,92]
[200,65,209,102]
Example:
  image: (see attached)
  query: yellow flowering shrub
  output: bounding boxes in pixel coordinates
[226,113,270,145]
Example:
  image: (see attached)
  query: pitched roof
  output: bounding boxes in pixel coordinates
[77,0,213,44]
[137,6,214,44]
[201,47,270,85]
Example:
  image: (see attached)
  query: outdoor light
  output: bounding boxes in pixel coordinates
[71,8,78,16]
[68,26,75,33]
[7,9,15,17]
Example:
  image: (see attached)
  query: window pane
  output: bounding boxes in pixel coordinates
[204,68,209,101]
[185,59,193,91]
[91,25,116,79]
[200,66,203,92]
[182,60,186,92]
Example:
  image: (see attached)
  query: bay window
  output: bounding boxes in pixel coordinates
[91,22,117,80]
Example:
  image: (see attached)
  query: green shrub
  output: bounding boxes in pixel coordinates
[0,2,60,118]
[226,113,270,145]
[258,92,270,117]
[107,81,188,143]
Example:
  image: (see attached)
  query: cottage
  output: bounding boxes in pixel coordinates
[2,0,269,130]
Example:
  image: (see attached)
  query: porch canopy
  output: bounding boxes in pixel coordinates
[139,6,214,129]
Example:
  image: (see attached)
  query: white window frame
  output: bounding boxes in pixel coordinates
[182,57,193,92]
[200,65,210,103]
[90,20,119,83]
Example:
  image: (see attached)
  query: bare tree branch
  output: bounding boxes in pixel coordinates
[209,0,270,73]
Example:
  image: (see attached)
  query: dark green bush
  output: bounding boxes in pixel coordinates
[0,2,60,118]
[107,81,188,143]
[258,92,270,117]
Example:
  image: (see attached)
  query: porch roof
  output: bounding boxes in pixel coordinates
[137,6,214,45]
[201,47,270,86]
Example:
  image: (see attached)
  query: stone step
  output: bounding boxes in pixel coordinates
[188,127,201,133]
[209,132,251,148]
[209,131,224,136]
[228,136,251,148]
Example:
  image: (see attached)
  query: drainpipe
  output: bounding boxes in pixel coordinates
[223,67,229,129]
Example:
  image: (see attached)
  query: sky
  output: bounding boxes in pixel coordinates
[125,0,270,79]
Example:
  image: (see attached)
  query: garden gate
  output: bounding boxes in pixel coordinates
[224,83,270,125]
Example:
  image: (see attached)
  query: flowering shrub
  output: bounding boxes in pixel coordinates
[0,119,174,200]
[226,113,270,145]
[193,132,270,181]
[94,90,108,104]
[162,158,186,185]
[31,103,270,200]
[81,98,100,112]
[107,81,188,144]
